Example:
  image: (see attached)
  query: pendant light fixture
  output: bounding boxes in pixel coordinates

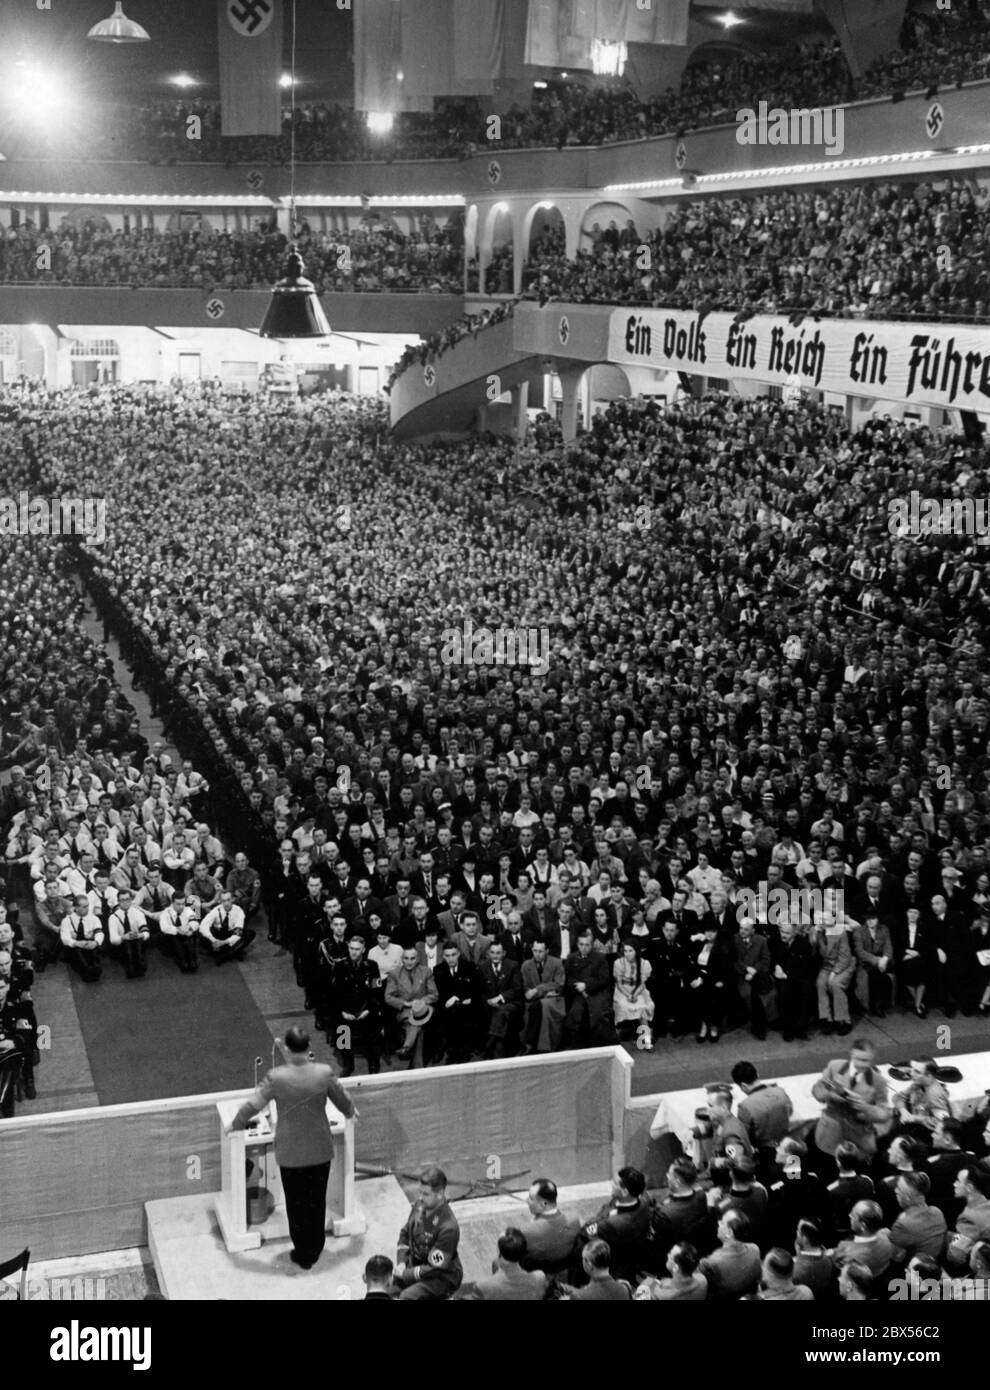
[259,0,331,339]
[87,2,151,43]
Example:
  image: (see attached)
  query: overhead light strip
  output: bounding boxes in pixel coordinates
[605,144,990,193]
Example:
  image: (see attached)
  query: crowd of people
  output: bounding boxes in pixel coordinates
[0,443,249,1115]
[522,179,990,323]
[0,377,986,1092]
[4,174,987,340]
[349,1037,990,1298]
[386,301,514,393]
[8,4,989,164]
[0,216,462,295]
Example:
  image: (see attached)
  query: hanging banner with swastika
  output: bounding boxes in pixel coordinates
[217,0,283,137]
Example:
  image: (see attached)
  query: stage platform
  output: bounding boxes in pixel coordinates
[147,1178,610,1299]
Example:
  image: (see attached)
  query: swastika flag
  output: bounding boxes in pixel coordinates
[217,0,283,137]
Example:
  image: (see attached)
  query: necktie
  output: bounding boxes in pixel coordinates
[75,917,85,941]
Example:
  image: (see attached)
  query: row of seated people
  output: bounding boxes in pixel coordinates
[4,385,987,1064]
[359,1079,990,1299]
[0,539,161,1111]
[11,5,990,163]
[0,218,462,294]
[0,535,231,1111]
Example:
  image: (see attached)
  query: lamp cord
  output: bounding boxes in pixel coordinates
[289,0,297,239]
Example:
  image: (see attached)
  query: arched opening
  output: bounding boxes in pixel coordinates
[59,208,113,234]
[520,202,563,294]
[587,363,633,420]
[464,203,479,292]
[485,205,514,296]
[579,201,639,252]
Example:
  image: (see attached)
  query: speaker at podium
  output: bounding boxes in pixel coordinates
[214,1095,364,1254]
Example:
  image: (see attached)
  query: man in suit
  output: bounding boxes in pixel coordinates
[852,910,894,1017]
[478,941,524,1059]
[517,1178,582,1272]
[230,1026,356,1271]
[497,910,536,967]
[733,917,773,1040]
[769,921,816,1040]
[449,910,493,968]
[437,889,468,940]
[521,939,566,1053]
[562,928,614,1047]
[468,1228,547,1301]
[384,946,438,1065]
[433,942,482,1062]
[812,1037,891,1166]
[342,878,385,936]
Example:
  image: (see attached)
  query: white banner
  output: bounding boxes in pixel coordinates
[606,308,990,412]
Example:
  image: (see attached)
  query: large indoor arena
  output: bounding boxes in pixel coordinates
[2,0,990,1355]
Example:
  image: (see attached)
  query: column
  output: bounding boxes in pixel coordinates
[512,380,529,444]
[556,363,585,445]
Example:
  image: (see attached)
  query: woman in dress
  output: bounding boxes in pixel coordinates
[613,940,654,1046]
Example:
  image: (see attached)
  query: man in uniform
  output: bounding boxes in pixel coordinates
[330,935,382,1076]
[230,1026,356,1271]
[0,973,36,1113]
[395,1166,463,1300]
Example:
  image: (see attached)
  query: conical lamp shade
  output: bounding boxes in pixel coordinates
[87,2,151,43]
[259,249,331,338]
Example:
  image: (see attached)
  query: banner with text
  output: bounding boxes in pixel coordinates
[606,308,990,413]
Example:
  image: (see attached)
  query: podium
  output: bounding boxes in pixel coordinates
[214,1097,365,1254]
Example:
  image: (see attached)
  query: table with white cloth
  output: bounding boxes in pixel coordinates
[648,1050,990,1154]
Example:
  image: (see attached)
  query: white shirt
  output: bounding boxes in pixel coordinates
[108,906,150,946]
[200,903,246,945]
[60,912,104,948]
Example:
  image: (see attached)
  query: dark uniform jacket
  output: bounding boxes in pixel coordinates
[397,1198,463,1291]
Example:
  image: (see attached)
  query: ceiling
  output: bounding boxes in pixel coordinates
[0,2,842,108]
[0,0,353,102]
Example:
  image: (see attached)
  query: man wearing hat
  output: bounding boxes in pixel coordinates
[384,945,438,1066]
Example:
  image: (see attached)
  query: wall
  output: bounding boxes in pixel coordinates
[1,82,986,202]
[0,288,463,336]
[1,1048,630,1259]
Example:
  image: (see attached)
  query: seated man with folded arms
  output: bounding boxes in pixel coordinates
[160,892,201,973]
[107,888,150,979]
[199,889,256,965]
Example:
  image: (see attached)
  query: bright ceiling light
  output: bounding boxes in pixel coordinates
[170,74,196,89]
[718,9,743,27]
[280,73,297,88]
[87,2,150,43]
[366,111,395,136]
[6,65,76,129]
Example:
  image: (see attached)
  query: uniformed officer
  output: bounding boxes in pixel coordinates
[395,1166,463,1300]
[0,974,36,1113]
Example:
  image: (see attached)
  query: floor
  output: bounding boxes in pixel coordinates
[13,1183,610,1301]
